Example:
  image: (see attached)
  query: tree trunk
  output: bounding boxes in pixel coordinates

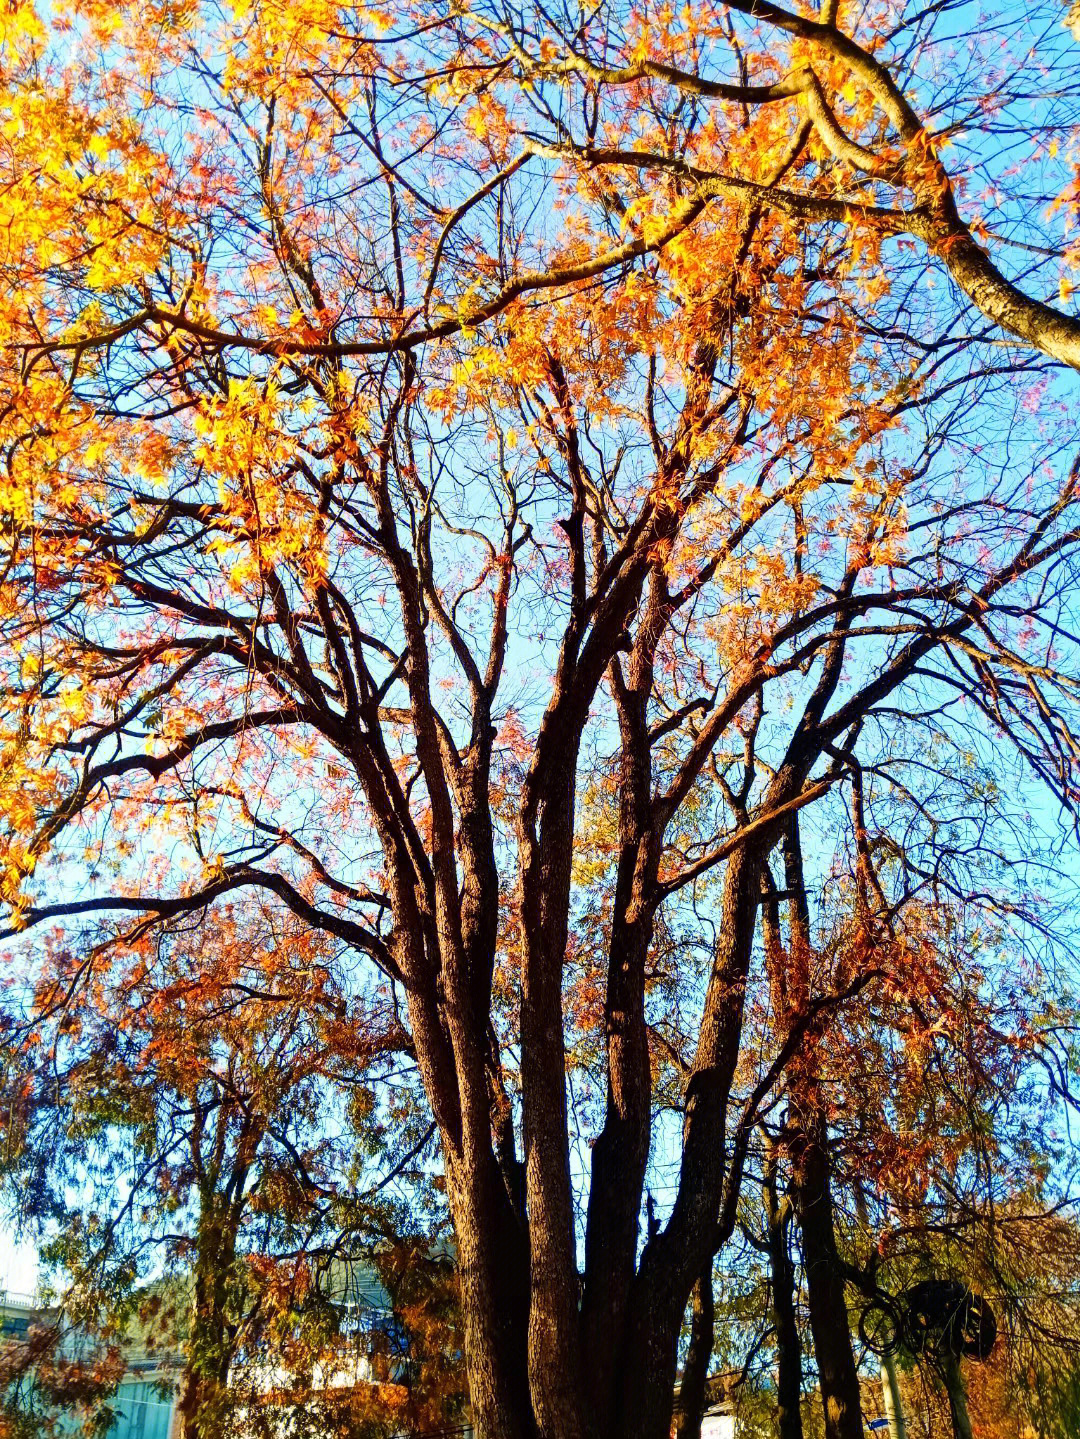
[764,1149,804,1439]
[616,846,762,1439]
[881,1355,907,1439]
[445,1150,534,1439]
[778,813,862,1439]
[938,1353,973,1439]
[581,581,667,1439]
[672,1262,716,1439]
[176,1207,240,1439]
[519,732,595,1439]
[791,1107,864,1439]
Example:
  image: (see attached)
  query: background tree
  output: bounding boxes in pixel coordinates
[758,859,1080,1439]
[235,1234,469,1439]
[0,901,430,1438]
[659,809,1080,1439]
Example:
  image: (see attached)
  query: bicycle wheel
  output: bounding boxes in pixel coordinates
[858,1295,903,1358]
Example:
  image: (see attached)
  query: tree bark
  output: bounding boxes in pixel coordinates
[672,1262,716,1439]
[779,816,862,1439]
[617,845,761,1439]
[790,1105,864,1439]
[444,1150,534,1439]
[581,580,669,1438]
[880,1355,907,1439]
[764,1147,804,1439]
[938,1353,974,1439]
[176,1203,240,1439]
[518,750,593,1439]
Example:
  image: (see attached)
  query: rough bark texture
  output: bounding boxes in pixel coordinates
[445,1153,534,1439]
[765,1149,805,1439]
[176,1205,240,1439]
[672,1264,717,1439]
[791,1104,865,1439]
[939,1353,974,1439]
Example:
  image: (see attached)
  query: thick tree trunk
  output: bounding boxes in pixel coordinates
[764,1149,804,1439]
[580,911,652,1438]
[582,573,681,1438]
[519,778,593,1439]
[776,813,862,1439]
[672,1262,716,1439]
[791,1106,864,1439]
[176,1348,233,1439]
[176,1208,239,1439]
[445,1151,534,1439]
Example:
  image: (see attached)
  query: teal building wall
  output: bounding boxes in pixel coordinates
[104,1378,176,1439]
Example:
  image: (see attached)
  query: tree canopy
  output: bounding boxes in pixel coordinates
[3,0,1080,1436]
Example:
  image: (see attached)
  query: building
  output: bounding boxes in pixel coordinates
[2,1255,463,1439]
[1,1288,179,1438]
[103,1377,177,1439]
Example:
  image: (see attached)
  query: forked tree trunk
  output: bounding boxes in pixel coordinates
[426,566,856,1439]
[614,846,763,1439]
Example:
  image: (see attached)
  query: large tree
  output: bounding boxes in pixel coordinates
[3,0,1080,1436]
